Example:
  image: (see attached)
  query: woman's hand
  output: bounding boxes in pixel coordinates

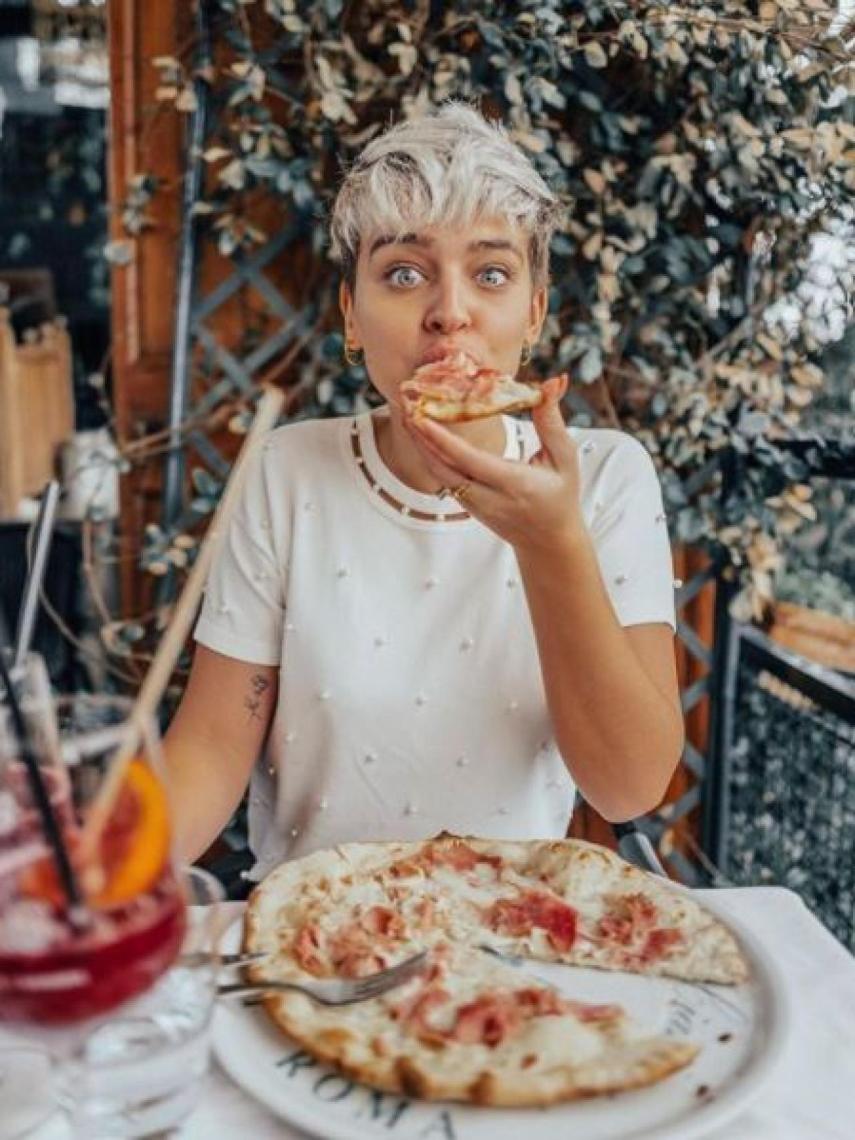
[403,374,585,554]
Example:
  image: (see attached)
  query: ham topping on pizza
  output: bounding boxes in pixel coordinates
[399,352,542,422]
[391,986,451,1042]
[639,927,684,962]
[293,905,409,978]
[359,904,407,938]
[403,353,525,406]
[450,992,525,1047]
[431,841,504,874]
[564,999,624,1023]
[400,353,482,402]
[384,930,622,1051]
[595,893,684,963]
[293,921,325,975]
[484,890,578,952]
[385,839,503,880]
[397,985,621,1049]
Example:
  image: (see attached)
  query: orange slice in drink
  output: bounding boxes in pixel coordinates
[20,758,172,910]
[89,758,172,908]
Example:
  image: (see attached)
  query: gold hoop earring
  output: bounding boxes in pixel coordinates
[520,341,533,366]
[344,342,364,367]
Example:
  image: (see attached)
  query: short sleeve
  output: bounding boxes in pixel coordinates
[193,445,287,665]
[587,433,676,632]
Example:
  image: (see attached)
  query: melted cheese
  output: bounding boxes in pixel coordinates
[514,1014,604,1068]
[246,837,733,1104]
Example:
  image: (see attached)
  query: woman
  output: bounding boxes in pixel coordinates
[165,103,684,879]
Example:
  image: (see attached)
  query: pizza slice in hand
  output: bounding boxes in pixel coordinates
[400,351,544,422]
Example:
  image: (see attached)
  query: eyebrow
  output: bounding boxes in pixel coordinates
[368,233,524,261]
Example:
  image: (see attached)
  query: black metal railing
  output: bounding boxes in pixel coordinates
[696,433,855,947]
[703,621,855,949]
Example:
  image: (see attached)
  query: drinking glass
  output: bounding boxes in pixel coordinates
[0,870,224,1140]
[60,866,225,1139]
[0,671,208,1137]
[0,690,185,1028]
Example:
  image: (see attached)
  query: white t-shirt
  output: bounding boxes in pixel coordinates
[194,408,676,879]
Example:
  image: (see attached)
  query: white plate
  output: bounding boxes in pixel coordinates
[212,895,790,1140]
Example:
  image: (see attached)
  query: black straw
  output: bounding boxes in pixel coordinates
[0,650,86,916]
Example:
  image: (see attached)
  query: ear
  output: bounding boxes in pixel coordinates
[339,281,358,344]
[527,284,549,344]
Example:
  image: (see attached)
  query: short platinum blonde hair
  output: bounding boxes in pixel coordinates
[330,102,563,289]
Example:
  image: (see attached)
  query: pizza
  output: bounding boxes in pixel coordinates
[400,351,544,422]
[243,834,748,1107]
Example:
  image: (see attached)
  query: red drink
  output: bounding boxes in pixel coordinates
[1,689,187,1029]
[0,871,186,1025]
[0,751,186,1026]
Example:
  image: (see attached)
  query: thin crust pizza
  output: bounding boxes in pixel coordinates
[244,834,748,1107]
[400,351,544,422]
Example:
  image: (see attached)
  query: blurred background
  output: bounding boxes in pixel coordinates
[0,1,852,937]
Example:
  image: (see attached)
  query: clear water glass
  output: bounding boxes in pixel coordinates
[59,866,226,1139]
[0,1043,54,1139]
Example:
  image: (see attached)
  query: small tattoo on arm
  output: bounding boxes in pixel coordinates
[244,673,271,722]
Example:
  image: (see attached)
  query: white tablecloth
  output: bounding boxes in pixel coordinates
[18,886,855,1140]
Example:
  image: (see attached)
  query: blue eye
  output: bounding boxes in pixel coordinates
[478,266,510,287]
[386,265,425,288]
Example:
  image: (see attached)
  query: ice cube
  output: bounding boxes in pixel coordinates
[0,790,21,838]
[0,899,66,954]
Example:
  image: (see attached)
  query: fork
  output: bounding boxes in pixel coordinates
[217,949,429,1006]
[180,950,267,969]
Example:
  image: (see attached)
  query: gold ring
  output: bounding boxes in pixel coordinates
[452,481,472,503]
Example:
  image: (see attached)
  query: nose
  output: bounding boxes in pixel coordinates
[423,273,472,335]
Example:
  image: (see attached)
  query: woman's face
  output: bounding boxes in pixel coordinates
[339,216,548,411]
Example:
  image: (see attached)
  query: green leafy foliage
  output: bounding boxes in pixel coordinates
[134,0,853,616]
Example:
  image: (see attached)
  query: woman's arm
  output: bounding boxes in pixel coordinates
[405,377,684,821]
[515,532,683,821]
[163,645,278,861]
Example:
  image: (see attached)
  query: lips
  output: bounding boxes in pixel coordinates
[417,345,480,367]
